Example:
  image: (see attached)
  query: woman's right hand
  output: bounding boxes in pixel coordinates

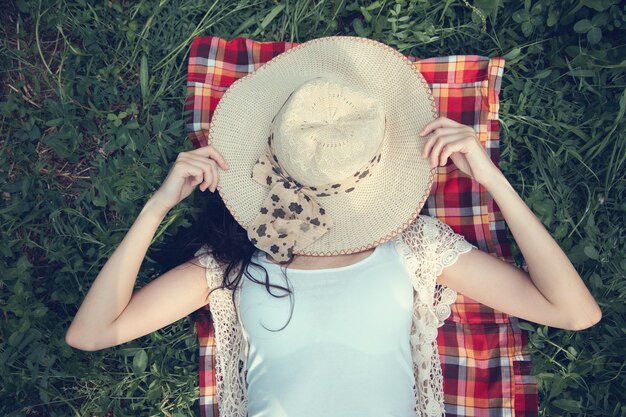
[150,145,229,212]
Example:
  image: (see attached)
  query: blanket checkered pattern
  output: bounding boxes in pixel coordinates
[185,36,538,417]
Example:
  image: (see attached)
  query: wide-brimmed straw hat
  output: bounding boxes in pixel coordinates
[207,35,437,263]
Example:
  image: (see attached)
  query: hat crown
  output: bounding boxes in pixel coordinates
[272,77,386,187]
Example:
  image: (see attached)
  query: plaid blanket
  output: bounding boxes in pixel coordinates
[185,36,538,417]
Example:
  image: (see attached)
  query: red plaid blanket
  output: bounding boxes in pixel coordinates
[186,36,538,417]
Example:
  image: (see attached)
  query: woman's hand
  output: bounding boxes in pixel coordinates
[420,116,502,188]
[151,145,229,212]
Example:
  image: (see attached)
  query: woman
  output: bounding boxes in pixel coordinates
[66,37,601,417]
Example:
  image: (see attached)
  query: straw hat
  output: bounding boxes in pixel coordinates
[207,35,437,263]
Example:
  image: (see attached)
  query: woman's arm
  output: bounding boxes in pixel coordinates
[65,145,228,351]
[419,116,601,331]
[64,197,210,351]
[437,170,602,330]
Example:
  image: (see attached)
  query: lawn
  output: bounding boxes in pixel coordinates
[1,0,625,416]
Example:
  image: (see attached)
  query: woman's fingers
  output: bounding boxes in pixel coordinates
[178,149,226,192]
[208,161,219,192]
[191,159,218,193]
[191,144,229,171]
[419,116,467,136]
[424,132,470,167]
[180,148,228,171]
[438,139,466,166]
[420,118,475,164]
[177,163,205,191]
[176,154,216,191]
[152,145,228,211]
[422,127,474,156]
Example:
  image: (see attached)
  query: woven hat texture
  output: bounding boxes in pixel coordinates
[208,35,438,256]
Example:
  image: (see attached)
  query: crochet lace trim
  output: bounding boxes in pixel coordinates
[393,215,475,416]
[196,252,249,417]
[195,214,475,417]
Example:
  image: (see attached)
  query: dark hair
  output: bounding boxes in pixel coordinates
[153,188,296,331]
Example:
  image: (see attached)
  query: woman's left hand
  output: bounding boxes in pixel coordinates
[420,116,502,188]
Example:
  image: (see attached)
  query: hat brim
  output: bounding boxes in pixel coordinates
[209,36,437,256]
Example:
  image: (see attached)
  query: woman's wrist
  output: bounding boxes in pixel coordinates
[479,167,510,194]
[141,193,172,219]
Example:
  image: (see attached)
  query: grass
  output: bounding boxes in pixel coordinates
[1,0,625,415]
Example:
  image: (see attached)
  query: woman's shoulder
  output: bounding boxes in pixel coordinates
[405,214,463,235]
[193,244,215,266]
[192,245,229,273]
[400,214,439,239]
[413,214,446,228]
[400,214,474,252]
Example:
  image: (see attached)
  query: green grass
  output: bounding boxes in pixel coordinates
[1,0,625,415]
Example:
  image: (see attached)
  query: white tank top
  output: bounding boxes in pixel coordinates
[240,239,417,417]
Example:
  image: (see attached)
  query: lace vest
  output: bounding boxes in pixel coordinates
[196,215,476,417]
